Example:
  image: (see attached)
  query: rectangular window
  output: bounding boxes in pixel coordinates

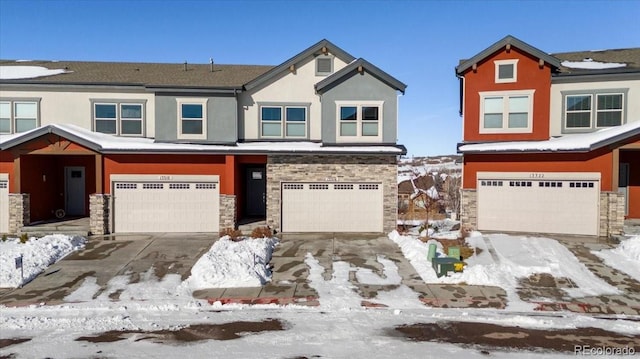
[494,59,518,83]
[177,98,207,139]
[93,101,144,136]
[480,91,533,133]
[0,100,39,134]
[596,94,622,127]
[260,104,308,138]
[336,101,383,141]
[565,95,592,128]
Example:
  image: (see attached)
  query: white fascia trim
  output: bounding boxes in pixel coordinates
[477,172,601,181]
[110,174,220,183]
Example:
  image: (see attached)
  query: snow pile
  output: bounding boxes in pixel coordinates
[561,59,626,70]
[0,65,70,79]
[0,235,86,288]
[594,236,640,282]
[182,236,278,289]
[389,231,620,310]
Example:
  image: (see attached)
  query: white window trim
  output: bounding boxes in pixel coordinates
[0,98,41,134]
[91,100,146,137]
[177,98,207,140]
[335,100,383,143]
[259,104,309,139]
[564,94,593,129]
[494,59,519,83]
[479,90,534,134]
[595,93,624,129]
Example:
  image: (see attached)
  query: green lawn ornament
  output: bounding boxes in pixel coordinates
[427,243,437,262]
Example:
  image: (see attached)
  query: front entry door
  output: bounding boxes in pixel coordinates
[245,166,266,217]
[65,166,85,216]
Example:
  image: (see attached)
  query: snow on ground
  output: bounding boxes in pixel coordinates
[594,235,640,283]
[182,236,278,289]
[0,235,86,288]
[389,231,620,311]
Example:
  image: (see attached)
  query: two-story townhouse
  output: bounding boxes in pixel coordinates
[0,39,406,235]
[455,35,640,238]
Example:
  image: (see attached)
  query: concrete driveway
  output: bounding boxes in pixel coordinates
[0,233,216,306]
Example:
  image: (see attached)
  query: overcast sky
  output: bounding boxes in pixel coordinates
[1,0,639,156]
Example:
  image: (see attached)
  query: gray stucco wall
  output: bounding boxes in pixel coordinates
[155,94,237,143]
[320,72,398,144]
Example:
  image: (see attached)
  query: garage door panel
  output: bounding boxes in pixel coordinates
[113,180,219,233]
[478,178,599,236]
[0,179,8,233]
[282,182,383,233]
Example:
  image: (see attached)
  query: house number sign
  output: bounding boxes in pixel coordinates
[529,173,544,178]
[159,175,172,180]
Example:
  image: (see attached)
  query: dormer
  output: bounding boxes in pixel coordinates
[456,35,561,142]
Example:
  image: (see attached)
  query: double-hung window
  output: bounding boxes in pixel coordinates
[177,98,207,140]
[0,99,40,134]
[336,101,383,142]
[93,101,144,136]
[479,90,533,133]
[260,104,308,138]
[563,90,626,132]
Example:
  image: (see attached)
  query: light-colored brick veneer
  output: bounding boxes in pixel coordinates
[8,193,29,234]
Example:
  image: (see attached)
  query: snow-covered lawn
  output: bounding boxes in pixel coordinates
[182,236,278,290]
[389,230,620,310]
[594,235,640,283]
[0,235,86,288]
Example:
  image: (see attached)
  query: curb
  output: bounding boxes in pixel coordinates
[207,296,320,306]
[533,301,640,315]
[419,296,506,309]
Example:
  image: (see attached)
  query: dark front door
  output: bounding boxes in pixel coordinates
[245,166,266,217]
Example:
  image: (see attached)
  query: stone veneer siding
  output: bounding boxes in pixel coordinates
[461,188,625,238]
[8,193,29,234]
[600,192,624,237]
[460,189,477,230]
[266,154,398,233]
[220,194,236,230]
[89,194,111,235]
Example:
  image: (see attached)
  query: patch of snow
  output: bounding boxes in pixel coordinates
[305,253,363,310]
[0,235,86,288]
[593,236,640,282]
[561,59,626,69]
[181,236,277,289]
[355,255,402,285]
[0,65,70,79]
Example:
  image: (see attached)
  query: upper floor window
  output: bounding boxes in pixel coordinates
[316,55,334,76]
[479,90,534,134]
[336,101,383,142]
[260,104,308,138]
[494,59,518,83]
[93,101,144,136]
[0,99,40,134]
[177,98,207,140]
[562,90,627,133]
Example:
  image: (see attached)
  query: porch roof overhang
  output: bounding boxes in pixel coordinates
[458,121,640,154]
[0,124,405,155]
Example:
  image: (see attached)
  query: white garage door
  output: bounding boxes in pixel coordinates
[281,182,383,232]
[112,175,219,233]
[0,174,8,234]
[477,172,600,236]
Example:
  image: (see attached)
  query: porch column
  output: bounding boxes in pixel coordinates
[95,154,103,193]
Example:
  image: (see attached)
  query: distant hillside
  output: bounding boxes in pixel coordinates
[398,155,462,184]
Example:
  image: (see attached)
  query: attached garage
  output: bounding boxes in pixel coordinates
[477,172,600,236]
[281,182,383,232]
[0,174,8,234]
[111,175,219,233]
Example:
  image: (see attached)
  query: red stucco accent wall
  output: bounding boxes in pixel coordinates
[462,47,552,142]
[462,149,614,191]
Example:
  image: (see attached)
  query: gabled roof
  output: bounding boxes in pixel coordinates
[458,121,640,154]
[244,39,356,91]
[552,48,640,75]
[0,60,273,89]
[456,35,562,75]
[0,124,405,155]
[315,58,407,94]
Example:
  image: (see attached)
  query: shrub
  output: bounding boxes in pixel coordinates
[219,228,243,241]
[1,234,7,242]
[250,226,273,239]
[19,233,29,243]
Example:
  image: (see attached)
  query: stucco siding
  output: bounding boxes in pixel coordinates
[155,94,237,143]
[238,52,349,141]
[320,72,398,143]
[549,79,640,136]
[0,88,155,137]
